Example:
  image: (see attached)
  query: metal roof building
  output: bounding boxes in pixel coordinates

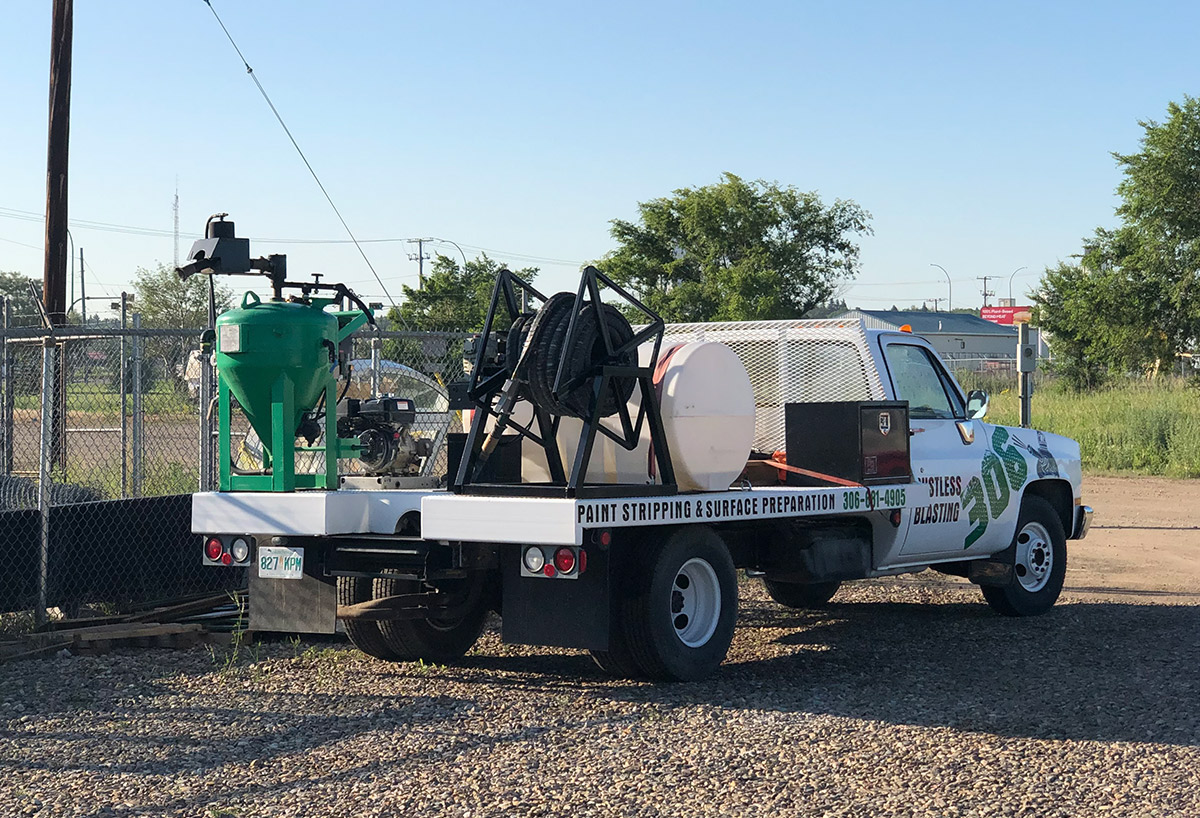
[837,309,1025,363]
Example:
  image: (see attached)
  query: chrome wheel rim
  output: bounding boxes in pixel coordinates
[1014,521,1053,592]
[671,558,721,648]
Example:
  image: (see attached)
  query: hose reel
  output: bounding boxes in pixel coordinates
[517,292,637,419]
[453,266,678,498]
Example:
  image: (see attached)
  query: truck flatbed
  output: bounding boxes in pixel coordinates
[421,484,908,545]
[192,482,909,545]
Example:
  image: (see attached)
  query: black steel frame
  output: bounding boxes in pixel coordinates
[453,266,677,499]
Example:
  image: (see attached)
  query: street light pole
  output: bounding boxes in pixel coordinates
[1008,266,1028,303]
[66,228,73,317]
[930,263,952,310]
[431,237,469,272]
[67,295,108,314]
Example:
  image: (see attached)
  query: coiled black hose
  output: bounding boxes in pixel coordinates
[518,292,638,419]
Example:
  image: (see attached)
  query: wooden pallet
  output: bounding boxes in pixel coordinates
[7,622,207,660]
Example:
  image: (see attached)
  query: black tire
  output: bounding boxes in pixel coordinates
[589,620,645,678]
[337,576,403,660]
[982,495,1067,617]
[375,573,490,663]
[621,526,738,682]
[761,578,842,609]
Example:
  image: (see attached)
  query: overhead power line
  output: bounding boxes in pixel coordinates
[0,206,588,267]
[0,235,45,251]
[201,0,396,308]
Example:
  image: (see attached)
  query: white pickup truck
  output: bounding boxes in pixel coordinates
[193,318,1091,682]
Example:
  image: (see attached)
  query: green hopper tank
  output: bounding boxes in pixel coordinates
[215,290,368,491]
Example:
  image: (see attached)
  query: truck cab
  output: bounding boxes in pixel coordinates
[866,329,1083,572]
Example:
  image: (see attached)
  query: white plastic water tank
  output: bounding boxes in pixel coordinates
[654,341,756,490]
[518,341,756,492]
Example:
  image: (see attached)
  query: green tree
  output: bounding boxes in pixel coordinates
[132,262,233,329]
[1033,258,1168,388]
[802,298,849,319]
[379,254,538,379]
[131,263,234,393]
[1111,95,1200,352]
[387,253,538,332]
[0,270,44,327]
[595,173,871,322]
[1034,97,1200,384]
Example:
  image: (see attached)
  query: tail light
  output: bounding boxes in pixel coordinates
[520,545,584,579]
[230,537,251,564]
[523,546,546,573]
[204,537,224,561]
[554,547,576,574]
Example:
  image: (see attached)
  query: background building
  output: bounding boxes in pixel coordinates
[837,309,1045,367]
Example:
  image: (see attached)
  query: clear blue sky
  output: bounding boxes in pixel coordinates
[2,1,1196,318]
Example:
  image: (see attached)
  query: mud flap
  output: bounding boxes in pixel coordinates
[501,543,611,650]
[248,558,337,634]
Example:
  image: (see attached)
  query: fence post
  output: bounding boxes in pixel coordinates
[120,293,129,497]
[36,336,56,628]
[370,330,382,397]
[199,343,214,492]
[1018,323,1033,428]
[132,313,143,497]
[1,296,11,475]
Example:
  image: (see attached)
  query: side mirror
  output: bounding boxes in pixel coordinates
[966,389,989,420]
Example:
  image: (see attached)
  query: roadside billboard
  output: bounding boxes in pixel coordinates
[981,306,1033,325]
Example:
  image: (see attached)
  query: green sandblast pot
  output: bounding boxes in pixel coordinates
[215,292,337,456]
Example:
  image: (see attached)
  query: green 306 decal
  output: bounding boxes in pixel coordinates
[961,427,1029,549]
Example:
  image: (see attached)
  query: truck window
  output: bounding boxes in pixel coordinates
[884,344,960,419]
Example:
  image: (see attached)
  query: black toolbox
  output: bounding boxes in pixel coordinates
[784,401,912,486]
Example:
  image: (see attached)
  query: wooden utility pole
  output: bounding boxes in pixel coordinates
[43,0,73,328]
[44,0,73,478]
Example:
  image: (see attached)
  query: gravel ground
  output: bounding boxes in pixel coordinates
[3,578,1198,818]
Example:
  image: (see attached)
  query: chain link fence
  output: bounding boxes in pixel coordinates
[0,297,470,634]
[941,354,1058,394]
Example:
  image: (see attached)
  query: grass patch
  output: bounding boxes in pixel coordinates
[958,373,1200,477]
[59,458,200,500]
[14,384,195,416]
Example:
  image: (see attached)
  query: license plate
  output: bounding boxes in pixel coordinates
[258,546,304,580]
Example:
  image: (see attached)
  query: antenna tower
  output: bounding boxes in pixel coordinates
[173,181,180,269]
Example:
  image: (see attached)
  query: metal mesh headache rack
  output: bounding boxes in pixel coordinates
[659,318,885,455]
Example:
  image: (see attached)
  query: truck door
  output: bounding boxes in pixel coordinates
[877,341,997,561]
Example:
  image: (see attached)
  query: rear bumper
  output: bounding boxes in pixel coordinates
[1071,505,1093,540]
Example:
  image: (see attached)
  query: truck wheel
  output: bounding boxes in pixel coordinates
[337,576,403,660]
[376,573,489,663]
[761,579,842,609]
[982,495,1067,617]
[589,626,644,678]
[621,526,738,682]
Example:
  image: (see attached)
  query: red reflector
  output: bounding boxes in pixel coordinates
[220,552,233,566]
[204,537,223,561]
[554,547,576,574]
[599,530,611,546]
[890,509,903,528]
[543,564,556,577]
[579,548,588,574]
